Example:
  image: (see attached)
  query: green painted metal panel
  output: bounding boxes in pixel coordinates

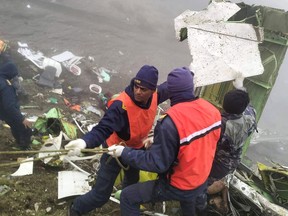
[200,3,288,156]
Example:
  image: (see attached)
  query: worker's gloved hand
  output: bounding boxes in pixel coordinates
[233,72,246,91]
[22,118,32,128]
[0,39,8,54]
[143,136,154,149]
[65,139,86,156]
[107,145,125,158]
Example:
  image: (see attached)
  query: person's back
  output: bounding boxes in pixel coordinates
[209,89,257,182]
[108,67,222,216]
[166,97,221,190]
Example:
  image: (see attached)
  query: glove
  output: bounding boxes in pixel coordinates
[143,136,154,149]
[233,72,246,91]
[0,40,8,54]
[65,139,86,156]
[107,145,125,158]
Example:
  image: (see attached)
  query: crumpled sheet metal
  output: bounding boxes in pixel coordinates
[230,175,288,215]
[174,1,241,40]
[174,1,264,87]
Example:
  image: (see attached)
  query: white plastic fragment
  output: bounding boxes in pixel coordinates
[89,84,102,94]
[11,158,34,176]
[43,58,62,77]
[38,132,63,164]
[58,171,91,199]
[51,51,75,62]
[17,44,45,69]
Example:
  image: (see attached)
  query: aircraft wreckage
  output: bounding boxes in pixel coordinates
[174,0,288,215]
[2,0,288,215]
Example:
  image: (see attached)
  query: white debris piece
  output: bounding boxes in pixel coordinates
[11,158,34,176]
[174,1,241,40]
[58,171,91,199]
[38,132,63,164]
[51,51,75,62]
[174,1,264,87]
[230,175,288,215]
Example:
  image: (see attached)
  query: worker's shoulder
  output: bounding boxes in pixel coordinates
[0,78,10,90]
[109,99,127,112]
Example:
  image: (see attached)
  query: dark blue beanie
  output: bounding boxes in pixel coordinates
[134,65,158,90]
[223,89,249,114]
[167,67,195,105]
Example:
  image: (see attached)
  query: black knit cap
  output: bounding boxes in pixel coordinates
[223,89,250,114]
[133,65,158,90]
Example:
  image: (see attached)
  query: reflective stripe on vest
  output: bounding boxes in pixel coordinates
[166,98,221,190]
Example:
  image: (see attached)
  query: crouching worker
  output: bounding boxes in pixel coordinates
[65,65,169,215]
[207,76,257,213]
[0,61,32,150]
[108,67,222,216]
[209,75,257,183]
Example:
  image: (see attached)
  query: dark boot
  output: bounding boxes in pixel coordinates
[67,204,81,216]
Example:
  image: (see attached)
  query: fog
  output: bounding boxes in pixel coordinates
[0,0,287,165]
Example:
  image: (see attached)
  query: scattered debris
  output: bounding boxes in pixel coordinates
[57,170,91,199]
[11,157,34,176]
[38,132,63,164]
[174,1,264,87]
[0,185,11,196]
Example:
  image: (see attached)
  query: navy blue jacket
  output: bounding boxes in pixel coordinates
[0,62,24,123]
[120,98,198,174]
[82,80,169,148]
[121,115,179,174]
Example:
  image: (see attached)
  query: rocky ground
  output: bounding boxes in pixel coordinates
[0,44,175,216]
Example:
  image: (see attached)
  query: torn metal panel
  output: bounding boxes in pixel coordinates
[187,22,264,87]
[11,158,34,176]
[174,1,241,41]
[58,170,91,199]
[258,162,288,204]
[230,175,288,215]
[174,1,264,87]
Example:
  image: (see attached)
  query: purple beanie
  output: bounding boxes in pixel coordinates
[167,67,194,96]
[134,65,158,90]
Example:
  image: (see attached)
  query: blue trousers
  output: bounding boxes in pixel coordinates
[4,118,32,149]
[120,178,207,216]
[208,160,231,185]
[72,152,140,214]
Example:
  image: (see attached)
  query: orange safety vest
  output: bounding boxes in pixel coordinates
[106,91,158,149]
[166,99,221,190]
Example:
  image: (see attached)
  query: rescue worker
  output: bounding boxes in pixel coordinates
[108,67,222,216]
[65,65,169,215]
[0,58,32,150]
[208,76,257,197]
[209,89,257,183]
[0,40,29,103]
